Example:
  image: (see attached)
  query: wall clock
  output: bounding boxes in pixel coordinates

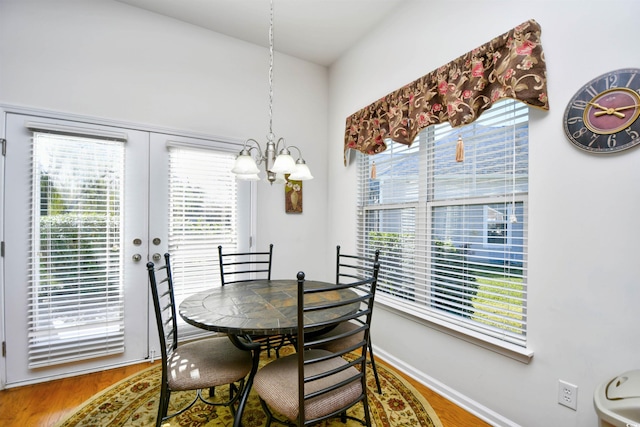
[563,68,640,153]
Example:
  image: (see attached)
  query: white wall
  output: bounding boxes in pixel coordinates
[0,0,329,280]
[329,0,640,426]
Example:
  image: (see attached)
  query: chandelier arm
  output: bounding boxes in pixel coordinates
[274,139,305,159]
[244,138,266,164]
[274,136,288,152]
[286,145,304,159]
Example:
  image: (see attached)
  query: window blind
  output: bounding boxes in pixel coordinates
[357,99,529,348]
[28,132,125,368]
[167,145,237,338]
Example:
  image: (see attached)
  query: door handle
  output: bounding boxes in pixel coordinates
[152,253,162,262]
[132,254,142,262]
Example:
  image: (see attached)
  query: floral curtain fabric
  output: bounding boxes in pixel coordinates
[344,19,549,164]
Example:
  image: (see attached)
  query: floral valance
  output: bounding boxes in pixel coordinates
[344,19,549,164]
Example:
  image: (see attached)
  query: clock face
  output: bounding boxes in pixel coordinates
[564,68,640,153]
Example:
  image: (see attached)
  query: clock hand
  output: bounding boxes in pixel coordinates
[613,104,640,112]
[588,102,608,111]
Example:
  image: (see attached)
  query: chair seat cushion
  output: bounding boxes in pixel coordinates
[168,336,252,391]
[313,321,363,353]
[253,349,363,422]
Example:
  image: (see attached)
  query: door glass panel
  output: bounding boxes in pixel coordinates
[165,141,249,339]
[29,132,125,368]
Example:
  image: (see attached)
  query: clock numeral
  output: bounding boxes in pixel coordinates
[625,127,639,140]
[588,133,601,148]
[607,134,618,148]
[573,127,588,139]
[585,85,599,98]
[571,99,587,110]
[624,73,637,89]
[566,115,582,125]
[604,74,617,90]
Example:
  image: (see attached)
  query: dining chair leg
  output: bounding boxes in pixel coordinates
[258,397,275,427]
[228,383,236,417]
[265,336,272,357]
[368,340,382,394]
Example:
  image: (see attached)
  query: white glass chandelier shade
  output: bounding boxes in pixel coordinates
[236,173,261,181]
[270,149,296,174]
[288,160,314,181]
[231,150,260,175]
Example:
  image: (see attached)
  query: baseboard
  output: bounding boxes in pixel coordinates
[374,346,521,427]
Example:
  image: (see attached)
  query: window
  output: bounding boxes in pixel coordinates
[357,99,528,350]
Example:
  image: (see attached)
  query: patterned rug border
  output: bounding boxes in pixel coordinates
[55,354,444,427]
[53,363,162,427]
[377,363,443,427]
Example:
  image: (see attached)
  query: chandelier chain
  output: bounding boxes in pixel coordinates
[268,0,274,138]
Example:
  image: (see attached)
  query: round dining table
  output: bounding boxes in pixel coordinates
[178,278,357,427]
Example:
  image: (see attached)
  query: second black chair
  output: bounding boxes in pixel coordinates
[309,245,383,393]
[218,244,285,357]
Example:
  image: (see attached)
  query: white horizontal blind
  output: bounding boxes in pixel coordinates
[358,99,529,347]
[357,139,421,303]
[29,132,125,368]
[167,145,237,337]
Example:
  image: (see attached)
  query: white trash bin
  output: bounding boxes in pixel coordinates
[594,370,640,427]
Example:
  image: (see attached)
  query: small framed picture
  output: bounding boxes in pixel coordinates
[285,175,302,213]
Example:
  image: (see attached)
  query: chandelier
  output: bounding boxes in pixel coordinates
[231,0,313,184]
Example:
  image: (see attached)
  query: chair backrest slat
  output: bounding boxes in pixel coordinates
[336,245,380,286]
[218,244,273,286]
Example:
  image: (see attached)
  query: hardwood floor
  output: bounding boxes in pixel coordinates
[0,362,158,427]
[0,358,491,426]
[377,358,492,427]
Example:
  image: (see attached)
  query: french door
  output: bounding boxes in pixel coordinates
[2,112,250,386]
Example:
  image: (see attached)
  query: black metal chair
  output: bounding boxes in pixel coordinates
[218,244,273,286]
[308,246,382,393]
[253,262,380,426]
[147,253,253,427]
[218,244,285,357]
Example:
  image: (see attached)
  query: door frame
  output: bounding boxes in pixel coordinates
[0,104,253,389]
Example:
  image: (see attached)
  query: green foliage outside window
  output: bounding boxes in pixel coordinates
[432,240,478,318]
[368,231,415,300]
[39,213,119,296]
[366,231,524,331]
[366,231,479,318]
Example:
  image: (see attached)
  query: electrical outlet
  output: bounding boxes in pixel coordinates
[558,380,578,410]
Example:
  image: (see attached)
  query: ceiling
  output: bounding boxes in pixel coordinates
[115,0,406,66]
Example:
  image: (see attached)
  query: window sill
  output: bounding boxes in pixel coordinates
[375,294,534,364]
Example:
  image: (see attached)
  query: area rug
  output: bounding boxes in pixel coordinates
[55,346,443,427]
